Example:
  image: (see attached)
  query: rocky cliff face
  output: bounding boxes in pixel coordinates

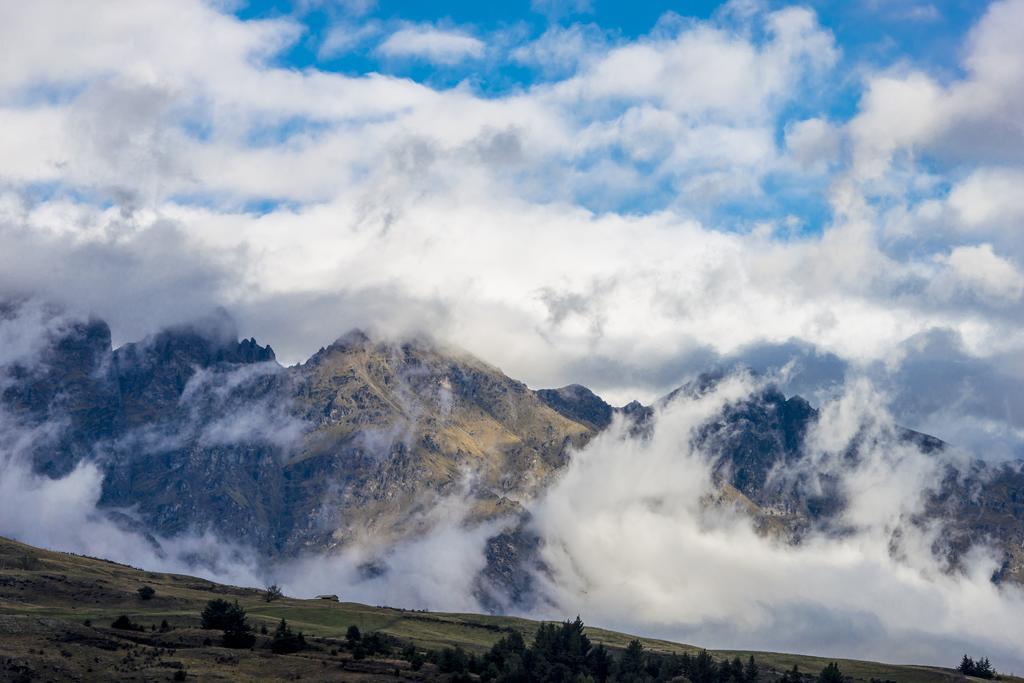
[3,304,1023,601]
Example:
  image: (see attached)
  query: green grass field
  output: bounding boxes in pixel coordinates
[0,535,1014,682]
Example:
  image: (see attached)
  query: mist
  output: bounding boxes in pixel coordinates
[2,306,1022,671]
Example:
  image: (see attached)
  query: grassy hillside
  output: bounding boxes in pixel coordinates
[0,536,1009,682]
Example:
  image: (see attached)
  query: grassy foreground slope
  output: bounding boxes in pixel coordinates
[0,536,1007,682]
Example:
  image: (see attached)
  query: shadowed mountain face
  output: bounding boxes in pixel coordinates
[2,307,1023,603]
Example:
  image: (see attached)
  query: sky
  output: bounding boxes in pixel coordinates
[0,0,1023,448]
[2,0,1024,668]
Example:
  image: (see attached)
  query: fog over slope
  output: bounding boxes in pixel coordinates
[1,303,1022,669]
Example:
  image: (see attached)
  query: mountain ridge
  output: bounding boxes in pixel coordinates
[2,304,1023,606]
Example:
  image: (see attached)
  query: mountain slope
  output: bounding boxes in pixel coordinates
[0,535,1003,683]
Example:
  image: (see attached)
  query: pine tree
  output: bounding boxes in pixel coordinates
[818,662,844,683]
[269,618,307,654]
[744,655,760,683]
[620,639,646,677]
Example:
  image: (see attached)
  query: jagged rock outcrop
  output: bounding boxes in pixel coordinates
[3,303,1023,602]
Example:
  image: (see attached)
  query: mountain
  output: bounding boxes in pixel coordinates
[2,303,1023,605]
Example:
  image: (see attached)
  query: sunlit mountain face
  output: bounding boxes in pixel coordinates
[1,0,1024,671]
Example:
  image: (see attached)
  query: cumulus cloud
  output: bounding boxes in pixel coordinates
[376,24,486,64]
[932,244,1024,304]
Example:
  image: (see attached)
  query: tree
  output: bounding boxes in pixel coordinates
[264,584,283,602]
[199,599,253,648]
[269,618,307,654]
[222,617,255,649]
[818,662,844,683]
[619,639,646,678]
[780,664,802,683]
[346,624,362,644]
[728,656,745,683]
[957,654,996,679]
[201,599,235,630]
[744,655,760,683]
[588,643,614,683]
[110,615,143,631]
[690,649,718,683]
[974,657,995,680]
[137,585,155,600]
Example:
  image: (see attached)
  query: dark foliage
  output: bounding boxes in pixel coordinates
[818,662,844,683]
[958,655,996,679]
[136,585,155,600]
[269,618,307,654]
[264,584,283,602]
[439,616,765,683]
[779,665,803,683]
[199,599,254,649]
[346,624,362,644]
[110,615,144,632]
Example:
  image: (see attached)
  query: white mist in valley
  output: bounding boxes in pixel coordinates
[1,305,1023,670]
[525,374,1024,667]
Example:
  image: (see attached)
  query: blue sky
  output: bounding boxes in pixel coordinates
[237,0,987,87]
[215,0,993,229]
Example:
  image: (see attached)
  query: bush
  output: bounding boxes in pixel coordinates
[264,584,283,602]
[137,585,155,601]
[818,662,844,683]
[110,615,144,632]
[173,670,187,681]
[269,619,307,655]
[346,624,362,644]
[199,599,254,649]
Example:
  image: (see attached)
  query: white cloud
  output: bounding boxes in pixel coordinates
[849,0,1024,182]
[785,117,841,169]
[947,167,1024,237]
[318,20,382,59]
[376,24,485,64]
[511,24,606,77]
[932,244,1024,304]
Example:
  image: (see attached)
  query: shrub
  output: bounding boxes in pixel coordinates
[264,584,283,602]
[200,599,254,649]
[110,615,144,632]
[818,662,845,683]
[137,586,156,601]
[269,619,307,655]
[346,625,362,644]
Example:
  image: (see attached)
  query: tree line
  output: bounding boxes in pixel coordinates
[112,596,1002,683]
